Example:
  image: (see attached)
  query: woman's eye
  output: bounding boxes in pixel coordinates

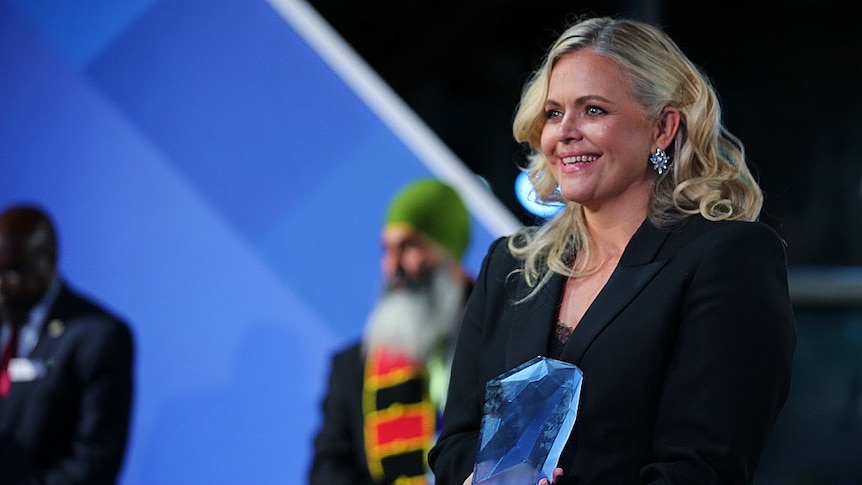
[586,106,606,115]
[544,109,563,119]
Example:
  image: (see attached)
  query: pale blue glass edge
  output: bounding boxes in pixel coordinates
[473,356,584,484]
[540,366,583,480]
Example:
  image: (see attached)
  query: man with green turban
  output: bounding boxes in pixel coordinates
[310,178,473,485]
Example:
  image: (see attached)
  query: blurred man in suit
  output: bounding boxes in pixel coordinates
[0,204,134,484]
[310,178,473,485]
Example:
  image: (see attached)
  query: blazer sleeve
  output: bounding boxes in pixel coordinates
[42,316,135,485]
[429,236,512,485]
[309,345,373,485]
[641,221,796,483]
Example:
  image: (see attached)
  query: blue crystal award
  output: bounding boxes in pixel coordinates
[472,356,583,485]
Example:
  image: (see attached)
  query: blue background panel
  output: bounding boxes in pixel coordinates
[0,0,508,483]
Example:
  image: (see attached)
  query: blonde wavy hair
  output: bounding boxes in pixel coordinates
[509,16,763,297]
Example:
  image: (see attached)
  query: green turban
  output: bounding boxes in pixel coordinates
[385,178,471,261]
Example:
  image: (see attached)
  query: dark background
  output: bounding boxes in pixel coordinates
[303,3,862,481]
[301,4,862,482]
[307,0,860,267]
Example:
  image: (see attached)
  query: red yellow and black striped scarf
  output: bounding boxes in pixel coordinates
[363,348,436,485]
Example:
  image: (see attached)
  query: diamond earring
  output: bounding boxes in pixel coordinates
[649,148,670,175]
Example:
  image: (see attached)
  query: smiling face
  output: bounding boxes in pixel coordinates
[540,49,659,216]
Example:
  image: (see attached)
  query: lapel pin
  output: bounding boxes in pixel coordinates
[48,319,64,338]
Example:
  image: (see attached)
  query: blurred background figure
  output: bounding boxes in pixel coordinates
[310,178,474,485]
[0,204,134,485]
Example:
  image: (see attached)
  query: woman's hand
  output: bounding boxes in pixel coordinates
[538,467,564,485]
[463,467,563,485]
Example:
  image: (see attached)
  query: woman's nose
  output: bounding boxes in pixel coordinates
[557,113,582,142]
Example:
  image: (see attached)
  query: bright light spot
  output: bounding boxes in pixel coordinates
[514,172,564,219]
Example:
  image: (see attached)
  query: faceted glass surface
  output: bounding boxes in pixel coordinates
[473,356,583,485]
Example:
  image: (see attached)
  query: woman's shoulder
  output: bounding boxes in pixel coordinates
[482,233,520,268]
[486,225,545,260]
[669,215,787,254]
[473,228,543,282]
[676,214,782,237]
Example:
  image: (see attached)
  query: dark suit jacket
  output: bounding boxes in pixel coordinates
[309,342,379,485]
[0,283,134,485]
[429,216,796,485]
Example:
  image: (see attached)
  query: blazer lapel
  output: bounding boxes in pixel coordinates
[560,221,672,364]
[505,272,567,369]
[29,285,73,357]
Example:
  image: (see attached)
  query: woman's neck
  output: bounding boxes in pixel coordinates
[584,205,647,261]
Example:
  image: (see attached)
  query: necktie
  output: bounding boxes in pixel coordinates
[0,324,20,398]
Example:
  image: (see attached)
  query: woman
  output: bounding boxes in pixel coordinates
[428,16,796,485]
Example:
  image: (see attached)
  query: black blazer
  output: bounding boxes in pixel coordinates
[429,216,796,484]
[309,341,380,485]
[0,283,134,485]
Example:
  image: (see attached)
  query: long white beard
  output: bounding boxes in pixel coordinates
[362,266,465,362]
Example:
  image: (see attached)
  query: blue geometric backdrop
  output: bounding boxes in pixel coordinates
[0,0,519,482]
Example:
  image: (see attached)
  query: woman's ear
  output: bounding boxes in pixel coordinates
[654,106,681,149]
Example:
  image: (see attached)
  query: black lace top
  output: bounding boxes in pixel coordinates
[548,322,573,360]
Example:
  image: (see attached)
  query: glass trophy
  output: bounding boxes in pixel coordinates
[472,356,583,485]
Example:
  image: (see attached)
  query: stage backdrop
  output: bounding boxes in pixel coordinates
[0,0,520,483]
